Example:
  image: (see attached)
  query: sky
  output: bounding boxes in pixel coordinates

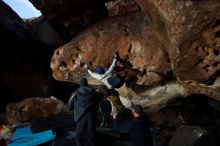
[3,0,42,19]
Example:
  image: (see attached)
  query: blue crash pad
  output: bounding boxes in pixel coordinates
[9,127,56,146]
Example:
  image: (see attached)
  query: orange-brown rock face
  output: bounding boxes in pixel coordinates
[50,0,220,110]
[51,12,171,86]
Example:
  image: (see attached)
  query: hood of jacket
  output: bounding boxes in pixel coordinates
[78,85,95,95]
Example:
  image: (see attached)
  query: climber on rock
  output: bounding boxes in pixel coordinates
[88,52,145,90]
[88,52,120,89]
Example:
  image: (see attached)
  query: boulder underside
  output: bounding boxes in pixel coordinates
[50,0,220,111]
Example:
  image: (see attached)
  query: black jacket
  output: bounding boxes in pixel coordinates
[130,116,153,146]
[73,86,103,122]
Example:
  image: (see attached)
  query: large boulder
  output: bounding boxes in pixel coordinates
[29,0,109,42]
[6,97,66,123]
[50,0,220,111]
[50,11,178,111]
[50,11,171,85]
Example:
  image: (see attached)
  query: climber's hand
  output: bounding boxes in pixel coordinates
[113,51,119,59]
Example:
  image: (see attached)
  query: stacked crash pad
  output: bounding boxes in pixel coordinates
[9,128,55,146]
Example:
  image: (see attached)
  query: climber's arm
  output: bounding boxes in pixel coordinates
[105,58,117,74]
[88,70,103,80]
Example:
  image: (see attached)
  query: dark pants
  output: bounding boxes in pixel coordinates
[75,114,96,146]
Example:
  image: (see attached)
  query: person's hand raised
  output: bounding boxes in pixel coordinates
[113,51,119,59]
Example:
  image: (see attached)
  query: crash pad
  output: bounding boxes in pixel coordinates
[9,127,55,146]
